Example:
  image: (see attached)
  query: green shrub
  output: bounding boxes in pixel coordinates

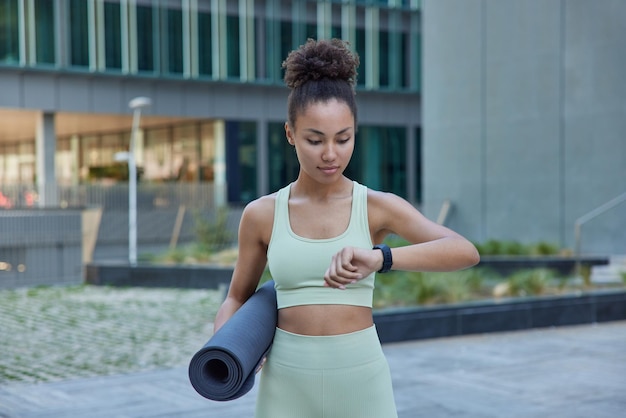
[194,208,233,252]
[477,239,503,255]
[474,239,561,256]
[504,268,554,297]
[500,240,529,255]
[529,241,560,256]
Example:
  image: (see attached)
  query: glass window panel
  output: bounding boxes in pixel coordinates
[144,127,172,181]
[166,7,183,74]
[104,1,122,70]
[401,32,408,88]
[4,145,19,183]
[412,31,421,92]
[268,122,298,192]
[198,11,212,76]
[136,5,154,72]
[279,20,292,80]
[34,0,55,64]
[347,126,407,198]
[200,122,215,182]
[172,124,200,182]
[0,149,4,183]
[0,0,19,63]
[225,121,256,203]
[69,0,89,67]
[305,23,316,40]
[414,126,422,203]
[81,136,100,182]
[226,15,240,78]
[100,133,124,165]
[379,30,389,87]
[355,27,366,87]
[18,142,34,184]
[55,137,74,185]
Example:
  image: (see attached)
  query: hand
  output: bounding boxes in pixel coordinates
[323,246,383,289]
[255,356,266,374]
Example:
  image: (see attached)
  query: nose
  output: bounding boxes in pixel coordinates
[322,143,337,162]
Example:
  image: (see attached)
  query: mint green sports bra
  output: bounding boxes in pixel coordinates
[267,181,375,309]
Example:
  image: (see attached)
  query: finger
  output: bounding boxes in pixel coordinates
[255,357,266,374]
[324,251,361,289]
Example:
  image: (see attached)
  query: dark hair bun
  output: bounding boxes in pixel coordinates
[282,38,359,89]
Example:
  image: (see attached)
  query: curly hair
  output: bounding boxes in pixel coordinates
[282,38,360,129]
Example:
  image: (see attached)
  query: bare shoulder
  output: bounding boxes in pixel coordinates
[241,193,276,221]
[366,188,416,218]
[239,193,277,245]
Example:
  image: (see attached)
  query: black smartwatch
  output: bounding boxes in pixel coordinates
[373,244,393,273]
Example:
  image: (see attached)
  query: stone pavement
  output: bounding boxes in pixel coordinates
[1,321,625,418]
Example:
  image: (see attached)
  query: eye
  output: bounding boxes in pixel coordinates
[307,139,322,145]
[337,138,351,144]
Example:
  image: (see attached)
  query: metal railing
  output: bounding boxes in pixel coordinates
[1,183,223,211]
[436,199,452,225]
[574,191,626,276]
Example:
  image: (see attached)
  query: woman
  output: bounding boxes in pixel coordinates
[213,38,480,418]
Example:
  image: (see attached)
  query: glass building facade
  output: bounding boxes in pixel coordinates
[0,0,422,204]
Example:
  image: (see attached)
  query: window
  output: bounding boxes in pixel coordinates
[136,5,155,72]
[225,121,257,203]
[198,11,212,76]
[104,1,122,70]
[355,27,366,87]
[268,122,299,192]
[69,0,89,67]
[346,126,407,198]
[35,0,55,64]
[226,15,240,78]
[165,7,183,74]
[0,0,19,63]
[379,30,389,87]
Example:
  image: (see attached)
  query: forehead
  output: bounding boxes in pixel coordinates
[297,99,354,126]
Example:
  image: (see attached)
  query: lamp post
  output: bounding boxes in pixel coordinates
[127,97,151,266]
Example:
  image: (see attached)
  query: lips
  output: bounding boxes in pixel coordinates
[319,166,339,174]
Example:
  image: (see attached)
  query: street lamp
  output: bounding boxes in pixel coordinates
[126,96,151,266]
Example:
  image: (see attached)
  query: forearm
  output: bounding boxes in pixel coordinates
[390,236,480,272]
[213,297,244,333]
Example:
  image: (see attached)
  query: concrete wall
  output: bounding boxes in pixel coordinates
[422,0,626,255]
[0,210,83,288]
[0,69,420,127]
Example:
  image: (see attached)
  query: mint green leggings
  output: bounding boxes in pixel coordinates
[255,325,398,418]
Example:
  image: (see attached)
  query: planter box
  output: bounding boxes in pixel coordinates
[477,255,609,276]
[84,262,626,344]
[84,262,233,290]
[373,289,626,343]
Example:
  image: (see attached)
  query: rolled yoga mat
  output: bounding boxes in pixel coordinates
[188,280,277,401]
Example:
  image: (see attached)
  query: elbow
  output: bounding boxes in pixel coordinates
[466,243,481,268]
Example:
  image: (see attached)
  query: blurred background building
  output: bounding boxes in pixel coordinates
[0,0,421,273]
[0,0,624,287]
[421,0,625,256]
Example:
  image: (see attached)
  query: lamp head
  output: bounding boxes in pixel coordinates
[129,97,152,110]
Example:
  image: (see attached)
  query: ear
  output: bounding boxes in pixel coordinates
[285,122,295,146]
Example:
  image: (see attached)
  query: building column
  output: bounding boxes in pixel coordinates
[36,112,58,207]
[406,125,417,204]
[213,120,226,207]
[256,118,268,196]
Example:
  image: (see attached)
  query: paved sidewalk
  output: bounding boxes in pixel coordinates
[1,321,625,418]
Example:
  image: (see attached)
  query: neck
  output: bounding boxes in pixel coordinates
[291,175,352,201]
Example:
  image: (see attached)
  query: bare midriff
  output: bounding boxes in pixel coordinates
[278,305,373,336]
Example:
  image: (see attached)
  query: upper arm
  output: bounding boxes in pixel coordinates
[368,190,463,245]
[226,196,274,304]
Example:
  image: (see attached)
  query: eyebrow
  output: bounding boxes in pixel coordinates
[303,127,353,136]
